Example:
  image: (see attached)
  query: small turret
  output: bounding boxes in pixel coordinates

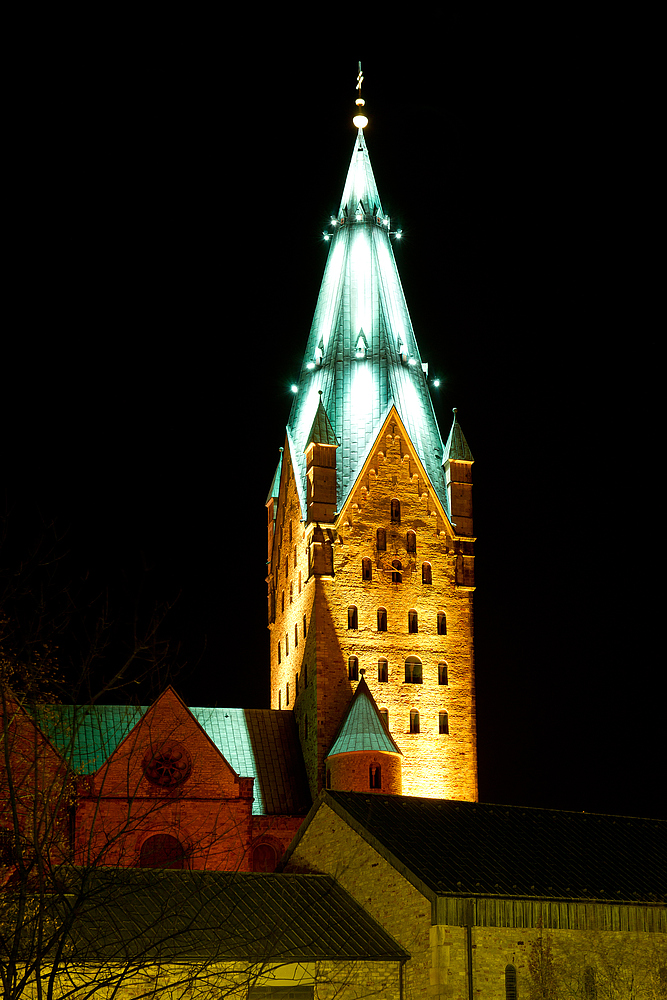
[443,409,474,537]
[304,392,338,523]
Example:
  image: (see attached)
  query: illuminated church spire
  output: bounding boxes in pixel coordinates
[287,72,448,518]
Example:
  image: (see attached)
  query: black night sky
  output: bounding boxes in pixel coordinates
[5,35,660,821]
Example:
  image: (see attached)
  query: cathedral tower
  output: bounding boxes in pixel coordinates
[266,79,477,802]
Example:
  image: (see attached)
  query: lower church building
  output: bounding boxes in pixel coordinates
[2,81,665,998]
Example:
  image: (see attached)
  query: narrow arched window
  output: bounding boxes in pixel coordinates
[303,614,307,636]
[369,764,381,789]
[295,623,298,648]
[277,642,281,665]
[380,708,389,729]
[377,528,386,551]
[438,661,448,685]
[392,560,402,584]
[348,606,358,629]
[252,842,277,873]
[293,545,297,568]
[405,656,422,683]
[281,591,285,612]
[362,558,372,581]
[437,611,447,635]
[409,710,420,733]
[278,689,281,710]
[439,711,449,735]
[298,571,302,593]
[408,609,418,633]
[289,583,293,604]
[406,530,416,553]
[286,682,289,705]
[377,607,387,632]
[348,657,359,681]
[285,633,289,656]
[378,658,388,682]
[505,965,517,1000]
[391,499,401,523]
[422,562,432,584]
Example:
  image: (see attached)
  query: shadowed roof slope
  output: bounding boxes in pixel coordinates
[65,868,409,963]
[295,792,666,904]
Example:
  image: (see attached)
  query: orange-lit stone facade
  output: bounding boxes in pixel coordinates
[268,408,478,803]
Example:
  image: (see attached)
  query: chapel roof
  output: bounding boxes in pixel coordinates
[327,676,401,757]
[288,791,667,904]
[47,868,409,964]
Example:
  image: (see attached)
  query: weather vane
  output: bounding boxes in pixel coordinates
[353,61,368,129]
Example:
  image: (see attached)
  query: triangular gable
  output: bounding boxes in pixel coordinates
[336,404,455,536]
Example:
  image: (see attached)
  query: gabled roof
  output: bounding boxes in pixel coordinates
[32,698,310,817]
[305,393,338,448]
[285,791,667,904]
[50,868,410,964]
[286,129,448,516]
[327,676,401,757]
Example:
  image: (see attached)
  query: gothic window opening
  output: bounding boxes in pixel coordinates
[405,656,422,684]
[362,557,372,581]
[348,606,358,629]
[391,499,401,523]
[277,642,281,665]
[380,708,389,729]
[303,614,307,636]
[438,661,448,685]
[285,633,289,656]
[298,571,302,593]
[406,530,416,553]
[392,560,402,584]
[294,545,297,568]
[348,657,359,681]
[369,764,381,789]
[377,528,386,551]
[439,711,449,735]
[378,658,388,682]
[290,584,293,604]
[286,682,290,705]
[377,607,387,632]
[139,834,187,870]
[505,965,517,1000]
[408,609,418,633]
[295,624,298,647]
[289,520,293,543]
[409,710,420,734]
[422,562,432,584]
[281,592,285,612]
[437,611,447,635]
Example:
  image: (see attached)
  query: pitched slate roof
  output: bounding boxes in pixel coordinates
[32,704,310,817]
[299,792,666,904]
[327,677,401,757]
[64,868,408,963]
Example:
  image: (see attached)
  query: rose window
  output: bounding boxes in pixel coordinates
[143,742,191,787]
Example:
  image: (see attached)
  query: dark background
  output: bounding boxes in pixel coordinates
[5,29,660,819]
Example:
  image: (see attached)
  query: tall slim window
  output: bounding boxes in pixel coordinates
[409,710,420,734]
[437,611,447,635]
[378,658,388,682]
[348,606,358,629]
[439,711,449,734]
[408,609,418,633]
[377,607,387,632]
[405,656,422,683]
[391,499,401,523]
[505,965,517,1000]
[348,657,359,681]
[286,682,289,705]
[380,708,389,729]
[298,571,302,593]
[406,530,416,553]
[294,545,297,567]
[277,642,281,665]
[290,583,293,604]
[285,633,289,656]
[422,562,432,584]
[438,661,448,685]
[369,764,381,789]
[377,528,386,551]
[295,623,298,647]
[362,558,372,581]
[392,560,402,584]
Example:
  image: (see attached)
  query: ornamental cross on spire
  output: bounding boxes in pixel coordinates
[356,62,363,95]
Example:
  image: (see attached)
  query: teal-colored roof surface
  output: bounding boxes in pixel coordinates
[443,409,474,463]
[265,448,283,504]
[327,678,401,757]
[286,128,449,518]
[306,394,338,448]
[32,704,310,817]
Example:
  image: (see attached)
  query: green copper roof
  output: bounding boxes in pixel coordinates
[31,704,310,817]
[287,128,449,518]
[327,677,401,757]
[265,448,283,504]
[443,409,474,463]
[305,393,338,448]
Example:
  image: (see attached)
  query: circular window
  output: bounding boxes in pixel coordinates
[143,741,191,787]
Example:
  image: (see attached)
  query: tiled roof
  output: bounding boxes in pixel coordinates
[327,677,401,757]
[443,409,474,463]
[306,394,338,447]
[318,792,666,903]
[65,868,408,963]
[32,704,310,817]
